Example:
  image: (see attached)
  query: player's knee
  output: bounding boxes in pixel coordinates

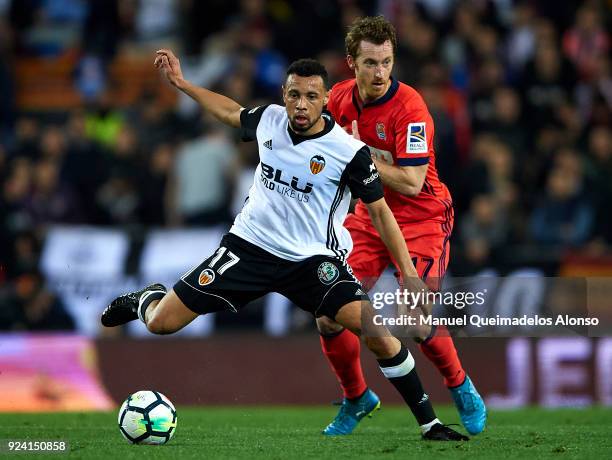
[364,336,401,360]
[316,316,344,336]
[146,312,175,335]
[411,323,432,343]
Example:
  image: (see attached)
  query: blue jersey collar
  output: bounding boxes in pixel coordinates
[353,77,399,110]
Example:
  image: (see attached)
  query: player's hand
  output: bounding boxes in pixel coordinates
[155,49,184,88]
[351,120,361,140]
[396,272,433,340]
[400,274,433,315]
[399,273,424,291]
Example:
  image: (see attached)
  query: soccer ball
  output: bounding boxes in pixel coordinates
[118,390,177,445]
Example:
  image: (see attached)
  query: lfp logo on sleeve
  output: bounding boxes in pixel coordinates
[407,122,427,153]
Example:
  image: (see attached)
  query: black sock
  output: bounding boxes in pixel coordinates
[377,347,437,426]
[138,289,165,323]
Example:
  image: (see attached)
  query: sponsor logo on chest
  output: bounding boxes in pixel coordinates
[260,162,314,203]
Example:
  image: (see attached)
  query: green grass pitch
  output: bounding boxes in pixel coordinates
[2,406,611,459]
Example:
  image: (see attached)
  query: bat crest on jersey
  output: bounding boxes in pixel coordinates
[310,155,326,175]
[407,122,427,153]
[376,122,386,140]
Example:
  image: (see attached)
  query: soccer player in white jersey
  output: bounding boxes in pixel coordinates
[101,49,468,442]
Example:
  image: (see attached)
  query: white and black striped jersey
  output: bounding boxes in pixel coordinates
[229,104,384,261]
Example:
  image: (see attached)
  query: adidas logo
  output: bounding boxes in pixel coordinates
[355,288,366,296]
[264,139,273,150]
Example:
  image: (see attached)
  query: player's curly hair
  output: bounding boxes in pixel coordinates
[286,58,329,88]
[345,15,397,58]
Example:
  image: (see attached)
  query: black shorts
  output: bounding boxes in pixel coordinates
[173,233,367,319]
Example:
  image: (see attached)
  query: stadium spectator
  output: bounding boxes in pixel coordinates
[1,156,33,235]
[456,134,516,214]
[95,126,143,225]
[461,194,509,251]
[81,0,121,60]
[38,125,67,162]
[26,158,79,226]
[505,2,537,75]
[520,41,576,130]
[1,230,39,281]
[139,143,175,226]
[439,6,477,90]
[483,86,527,159]
[585,126,612,246]
[0,269,74,331]
[8,0,85,56]
[530,164,594,246]
[562,5,609,81]
[418,77,461,188]
[170,122,237,226]
[133,0,178,45]
[469,59,505,132]
[129,93,183,154]
[85,93,125,149]
[395,14,438,85]
[576,54,612,126]
[10,117,40,159]
[0,16,15,138]
[61,110,109,223]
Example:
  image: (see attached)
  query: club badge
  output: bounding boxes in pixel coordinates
[198,268,215,286]
[317,262,339,285]
[310,155,326,174]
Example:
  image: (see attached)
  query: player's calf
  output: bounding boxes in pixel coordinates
[143,290,199,335]
[101,285,198,335]
[375,342,468,441]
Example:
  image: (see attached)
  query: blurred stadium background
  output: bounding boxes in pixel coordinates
[0,0,611,414]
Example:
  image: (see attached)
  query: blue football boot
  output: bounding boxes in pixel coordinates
[322,389,381,436]
[449,375,487,435]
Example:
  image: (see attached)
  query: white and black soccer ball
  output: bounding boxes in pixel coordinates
[118,390,177,445]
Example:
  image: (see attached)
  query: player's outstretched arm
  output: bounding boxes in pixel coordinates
[155,49,243,128]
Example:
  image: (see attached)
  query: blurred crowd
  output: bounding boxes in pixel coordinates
[0,0,610,331]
